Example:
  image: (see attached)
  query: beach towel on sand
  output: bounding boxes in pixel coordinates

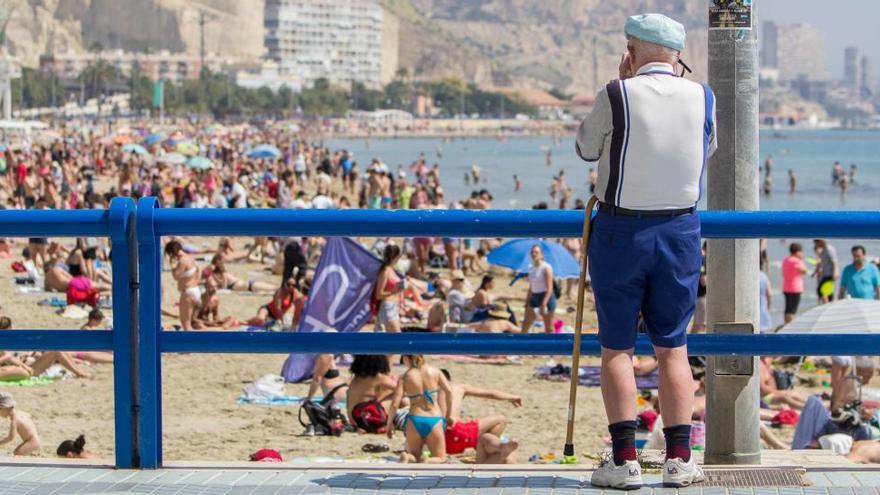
[0,377,56,387]
[534,365,660,389]
[238,395,313,405]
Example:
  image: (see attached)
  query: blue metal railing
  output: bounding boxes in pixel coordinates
[1,197,878,468]
[132,197,880,468]
[0,199,137,469]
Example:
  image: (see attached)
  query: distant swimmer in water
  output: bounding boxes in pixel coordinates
[839,173,849,196]
[849,164,857,185]
[763,175,772,196]
[788,169,797,194]
[832,161,843,185]
[513,174,521,192]
[589,167,597,194]
[471,164,481,184]
[545,148,552,166]
[763,154,773,177]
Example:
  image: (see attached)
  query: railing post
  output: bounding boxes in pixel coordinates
[136,197,162,468]
[109,198,137,469]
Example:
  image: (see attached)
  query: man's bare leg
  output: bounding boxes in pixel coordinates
[600,347,637,423]
[475,433,519,464]
[655,345,694,427]
[478,414,506,437]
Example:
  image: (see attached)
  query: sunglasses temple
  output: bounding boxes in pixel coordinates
[679,59,693,77]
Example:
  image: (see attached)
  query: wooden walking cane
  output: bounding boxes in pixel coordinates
[563,195,599,464]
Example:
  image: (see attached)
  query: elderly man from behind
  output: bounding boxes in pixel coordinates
[576,13,715,489]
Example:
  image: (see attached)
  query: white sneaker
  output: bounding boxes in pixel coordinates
[663,457,705,488]
[590,459,643,490]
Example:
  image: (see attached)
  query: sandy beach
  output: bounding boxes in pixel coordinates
[0,236,625,463]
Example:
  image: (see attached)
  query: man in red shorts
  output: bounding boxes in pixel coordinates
[439,369,522,463]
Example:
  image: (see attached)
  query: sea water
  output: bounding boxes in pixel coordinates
[329,129,880,325]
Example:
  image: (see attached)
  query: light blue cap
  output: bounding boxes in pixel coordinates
[624,13,686,52]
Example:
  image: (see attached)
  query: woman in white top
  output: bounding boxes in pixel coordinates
[522,245,556,333]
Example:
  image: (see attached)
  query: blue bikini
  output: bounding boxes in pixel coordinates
[406,389,445,438]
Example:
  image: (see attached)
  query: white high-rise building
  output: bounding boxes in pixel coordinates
[775,23,827,82]
[264,0,384,89]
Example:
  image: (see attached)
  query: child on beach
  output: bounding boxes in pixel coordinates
[0,392,40,455]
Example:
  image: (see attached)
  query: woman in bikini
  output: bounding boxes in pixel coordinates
[204,255,276,293]
[307,353,349,405]
[165,240,202,331]
[387,354,453,463]
[43,243,72,292]
[246,277,304,328]
[374,244,404,333]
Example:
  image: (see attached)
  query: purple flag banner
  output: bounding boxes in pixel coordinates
[281,238,381,382]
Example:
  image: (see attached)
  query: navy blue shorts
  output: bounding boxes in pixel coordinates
[588,211,701,350]
[528,291,557,312]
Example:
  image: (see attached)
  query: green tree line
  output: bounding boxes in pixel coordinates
[12,65,536,119]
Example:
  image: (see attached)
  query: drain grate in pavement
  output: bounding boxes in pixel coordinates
[702,468,809,487]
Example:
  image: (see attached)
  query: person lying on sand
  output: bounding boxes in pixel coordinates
[76,309,113,364]
[0,392,40,455]
[438,369,521,464]
[467,304,519,333]
[760,357,807,410]
[0,317,92,379]
[849,441,880,464]
[57,434,94,459]
[204,255,276,293]
[215,237,252,263]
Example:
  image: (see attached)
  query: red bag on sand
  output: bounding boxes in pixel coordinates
[11,261,25,273]
[351,399,388,433]
[250,449,283,462]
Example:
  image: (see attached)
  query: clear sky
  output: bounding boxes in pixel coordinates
[759,0,879,79]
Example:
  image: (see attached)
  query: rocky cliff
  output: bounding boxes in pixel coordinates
[385,0,708,93]
[6,0,264,66]
[6,0,708,93]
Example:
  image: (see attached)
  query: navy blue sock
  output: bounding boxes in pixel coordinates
[663,424,692,462]
[609,420,638,466]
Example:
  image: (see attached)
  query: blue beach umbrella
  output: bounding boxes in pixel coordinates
[487,238,580,279]
[247,144,281,159]
[143,132,165,145]
[122,143,150,156]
